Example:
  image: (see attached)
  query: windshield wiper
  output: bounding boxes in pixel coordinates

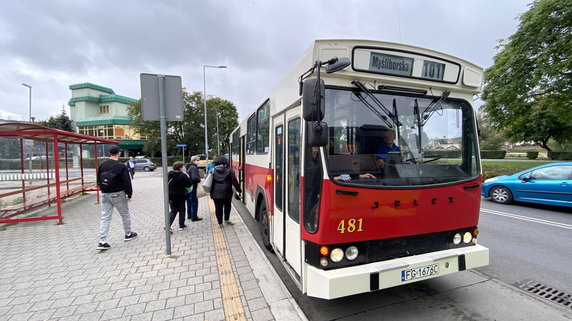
[353,91,393,128]
[352,80,402,127]
[420,91,450,126]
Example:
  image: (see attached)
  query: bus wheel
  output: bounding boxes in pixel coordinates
[259,202,273,252]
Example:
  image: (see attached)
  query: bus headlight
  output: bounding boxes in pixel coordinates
[345,246,359,261]
[320,257,329,267]
[463,232,472,244]
[330,248,344,262]
[453,233,462,245]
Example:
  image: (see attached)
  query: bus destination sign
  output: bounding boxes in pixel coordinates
[369,52,413,77]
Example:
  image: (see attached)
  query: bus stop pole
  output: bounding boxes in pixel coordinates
[158,75,172,255]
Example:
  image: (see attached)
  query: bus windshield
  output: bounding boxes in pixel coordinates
[323,88,479,187]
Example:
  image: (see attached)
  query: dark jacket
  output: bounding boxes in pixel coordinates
[186,162,201,189]
[210,164,241,200]
[97,159,133,197]
[168,170,192,201]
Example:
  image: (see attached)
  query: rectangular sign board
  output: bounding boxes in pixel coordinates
[140,73,183,121]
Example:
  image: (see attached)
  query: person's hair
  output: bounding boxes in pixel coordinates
[214,157,228,166]
[173,161,184,171]
[385,130,396,138]
[190,155,199,162]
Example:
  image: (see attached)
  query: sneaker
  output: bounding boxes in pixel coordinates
[97,243,110,251]
[191,218,203,222]
[224,221,235,226]
[124,232,138,241]
[218,224,224,228]
[180,225,188,230]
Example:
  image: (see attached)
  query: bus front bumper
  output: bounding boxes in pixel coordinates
[305,244,489,300]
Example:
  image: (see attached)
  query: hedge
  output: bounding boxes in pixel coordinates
[424,150,461,158]
[547,151,572,160]
[480,150,506,159]
[526,151,539,160]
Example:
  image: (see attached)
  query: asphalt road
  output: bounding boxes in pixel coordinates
[233,198,572,321]
[478,199,572,294]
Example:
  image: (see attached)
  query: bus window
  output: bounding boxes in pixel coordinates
[246,115,256,154]
[256,101,270,154]
[288,118,301,223]
[324,89,478,186]
[275,125,284,211]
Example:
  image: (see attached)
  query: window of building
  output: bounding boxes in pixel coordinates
[99,105,109,114]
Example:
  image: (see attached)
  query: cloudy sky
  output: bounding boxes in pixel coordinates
[0,0,531,122]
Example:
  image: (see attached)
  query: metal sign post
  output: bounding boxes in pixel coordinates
[141,73,183,256]
[176,144,187,163]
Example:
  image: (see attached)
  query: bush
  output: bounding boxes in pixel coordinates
[481,150,506,159]
[547,151,572,160]
[526,151,539,159]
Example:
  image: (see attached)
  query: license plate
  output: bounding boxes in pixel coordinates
[401,264,439,281]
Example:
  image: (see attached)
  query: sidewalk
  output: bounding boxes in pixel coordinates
[0,172,306,321]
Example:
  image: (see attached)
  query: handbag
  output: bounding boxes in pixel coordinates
[202,172,213,193]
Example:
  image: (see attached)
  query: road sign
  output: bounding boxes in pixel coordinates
[176,144,187,147]
[140,73,183,122]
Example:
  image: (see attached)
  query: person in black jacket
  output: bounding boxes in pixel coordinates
[210,156,241,228]
[168,161,193,230]
[185,155,202,222]
[96,145,138,251]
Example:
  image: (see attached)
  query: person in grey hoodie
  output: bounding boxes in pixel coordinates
[168,162,193,230]
[209,157,241,228]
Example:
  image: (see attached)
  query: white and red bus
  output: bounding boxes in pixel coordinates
[230,39,489,299]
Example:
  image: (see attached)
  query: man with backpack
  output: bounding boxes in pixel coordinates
[96,145,138,251]
[185,155,202,222]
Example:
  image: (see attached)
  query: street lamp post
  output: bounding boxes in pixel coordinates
[22,83,32,122]
[202,65,227,163]
[216,111,220,155]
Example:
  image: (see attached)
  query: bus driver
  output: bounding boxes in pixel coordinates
[376,129,400,167]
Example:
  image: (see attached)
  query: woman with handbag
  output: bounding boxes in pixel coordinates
[209,157,241,228]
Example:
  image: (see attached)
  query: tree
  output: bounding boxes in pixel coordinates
[127,89,239,157]
[482,0,572,151]
[477,109,507,150]
[38,110,74,132]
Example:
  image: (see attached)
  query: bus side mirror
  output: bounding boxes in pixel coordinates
[307,121,328,146]
[302,78,325,121]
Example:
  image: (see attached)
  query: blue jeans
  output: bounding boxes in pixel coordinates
[186,187,199,220]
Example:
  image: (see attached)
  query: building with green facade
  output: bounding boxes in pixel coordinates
[68,83,145,156]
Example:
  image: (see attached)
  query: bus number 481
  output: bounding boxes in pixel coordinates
[337,218,364,234]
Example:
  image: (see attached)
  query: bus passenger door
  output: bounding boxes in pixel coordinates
[240,135,245,201]
[284,111,302,276]
[272,119,285,256]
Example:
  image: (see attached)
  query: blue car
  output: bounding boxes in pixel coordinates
[481,162,572,208]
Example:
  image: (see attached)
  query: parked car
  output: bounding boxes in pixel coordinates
[481,162,572,208]
[134,158,157,172]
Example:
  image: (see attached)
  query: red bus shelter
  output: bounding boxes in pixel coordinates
[0,122,118,224]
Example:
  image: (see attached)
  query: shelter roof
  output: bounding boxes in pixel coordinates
[0,121,118,145]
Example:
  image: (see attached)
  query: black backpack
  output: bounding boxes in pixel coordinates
[99,170,119,191]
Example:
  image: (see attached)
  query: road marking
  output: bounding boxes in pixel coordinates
[481,208,572,230]
[209,198,247,321]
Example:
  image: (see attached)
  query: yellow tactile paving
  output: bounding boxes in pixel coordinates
[208,198,248,321]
